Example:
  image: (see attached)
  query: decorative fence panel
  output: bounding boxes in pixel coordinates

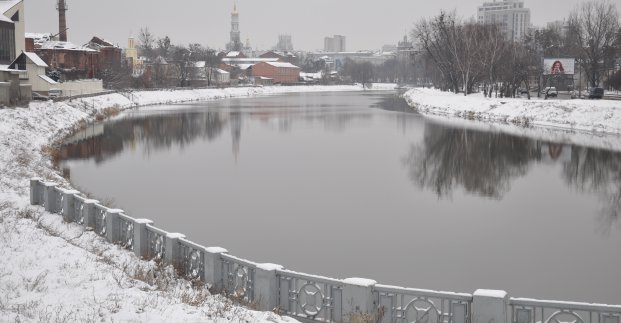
[510,298,621,323]
[373,284,472,323]
[93,204,108,237]
[145,224,167,260]
[276,269,344,322]
[117,213,135,250]
[72,195,86,224]
[221,254,256,303]
[53,186,64,215]
[178,239,205,281]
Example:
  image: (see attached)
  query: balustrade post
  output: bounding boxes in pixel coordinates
[133,219,153,259]
[30,178,42,205]
[82,199,99,229]
[164,233,186,268]
[43,182,58,213]
[473,290,509,323]
[204,247,228,291]
[342,278,378,322]
[105,209,123,243]
[254,263,284,311]
[61,190,80,222]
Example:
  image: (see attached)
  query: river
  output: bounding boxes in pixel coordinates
[59,91,621,304]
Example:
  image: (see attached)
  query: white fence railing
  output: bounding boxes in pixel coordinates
[29,178,621,323]
[510,298,621,323]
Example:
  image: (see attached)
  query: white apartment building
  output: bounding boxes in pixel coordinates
[477,0,531,41]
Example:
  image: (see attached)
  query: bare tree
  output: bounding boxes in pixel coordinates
[568,0,620,87]
[138,27,156,60]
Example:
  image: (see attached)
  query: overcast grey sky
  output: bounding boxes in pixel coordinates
[24,0,585,51]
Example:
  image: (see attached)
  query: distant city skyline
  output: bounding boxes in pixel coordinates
[24,0,584,51]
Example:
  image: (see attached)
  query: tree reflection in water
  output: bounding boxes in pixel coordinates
[403,122,621,232]
[403,123,536,199]
[563,147,621,234]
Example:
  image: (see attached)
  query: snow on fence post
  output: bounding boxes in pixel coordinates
[254,263,284,311]
[133,219,153,259]
[204,247,228,290]
[104,209,123,243]
[61,189,80,222]
[43,182,58,213]
[30,178,43,205]
[342,278,378,321]
[164,233,186,268]
[473,289,509,323]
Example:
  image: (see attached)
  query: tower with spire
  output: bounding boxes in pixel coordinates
[227,1,242,51]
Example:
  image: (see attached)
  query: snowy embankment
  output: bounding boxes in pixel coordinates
[96,83,398,109]
[0,84,397,322]
[404,87,621,138]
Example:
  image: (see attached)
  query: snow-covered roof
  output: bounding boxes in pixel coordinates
[0,64,21,73]
[0,0,21,14]
[25,32,52,39]
[237,64,254,70]
[39,75,58,84]
[24,52,48,67]
[222,58,278,63]
[226,51,241,57]
[39,41,97,52]
[300,71,323,79]
[214,68,229,74]
[264,62,300,69]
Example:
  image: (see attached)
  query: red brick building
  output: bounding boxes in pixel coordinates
[251,62,300,84]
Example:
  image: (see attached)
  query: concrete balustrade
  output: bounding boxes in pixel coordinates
[28,178,621,323]
[43,182,58,213]
[133,219,153,259]
[61,189,80,222]
[104,209,124,243]
[165,233,186,266]
[204,247,228,291]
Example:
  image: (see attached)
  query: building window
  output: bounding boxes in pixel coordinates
[11,11,19,22]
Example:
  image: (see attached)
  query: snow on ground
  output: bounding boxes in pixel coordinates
[404,88,621,136]
[0,84,401,322]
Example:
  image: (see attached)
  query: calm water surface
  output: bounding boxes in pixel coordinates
[59,92,621,304]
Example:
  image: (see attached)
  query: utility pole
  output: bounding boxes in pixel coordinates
[57,0,68,42]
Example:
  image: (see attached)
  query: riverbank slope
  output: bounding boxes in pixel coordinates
[403,88,621,135]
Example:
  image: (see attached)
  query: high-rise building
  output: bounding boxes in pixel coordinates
[275,34,293,52]
[323,35,346,52]
[477,0,530,41]
[227,2,241,51]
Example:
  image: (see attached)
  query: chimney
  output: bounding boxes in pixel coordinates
[57,0,68,42]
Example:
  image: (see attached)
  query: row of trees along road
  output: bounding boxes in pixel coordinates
[413,0,620,97]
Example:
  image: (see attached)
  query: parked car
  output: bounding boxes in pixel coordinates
[543,87,558,98]
[588,87,604,99]
[48,89,62,98]
[31,92,48,101]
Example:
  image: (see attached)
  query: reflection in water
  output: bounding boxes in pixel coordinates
[61,111,228,164]
[61,99,376,164]
[403,123,536,198]
[403,121,621,228]
[563,147,621,234]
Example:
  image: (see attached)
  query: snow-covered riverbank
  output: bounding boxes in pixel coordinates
[0,84,395,322]
[403,88,621,136]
